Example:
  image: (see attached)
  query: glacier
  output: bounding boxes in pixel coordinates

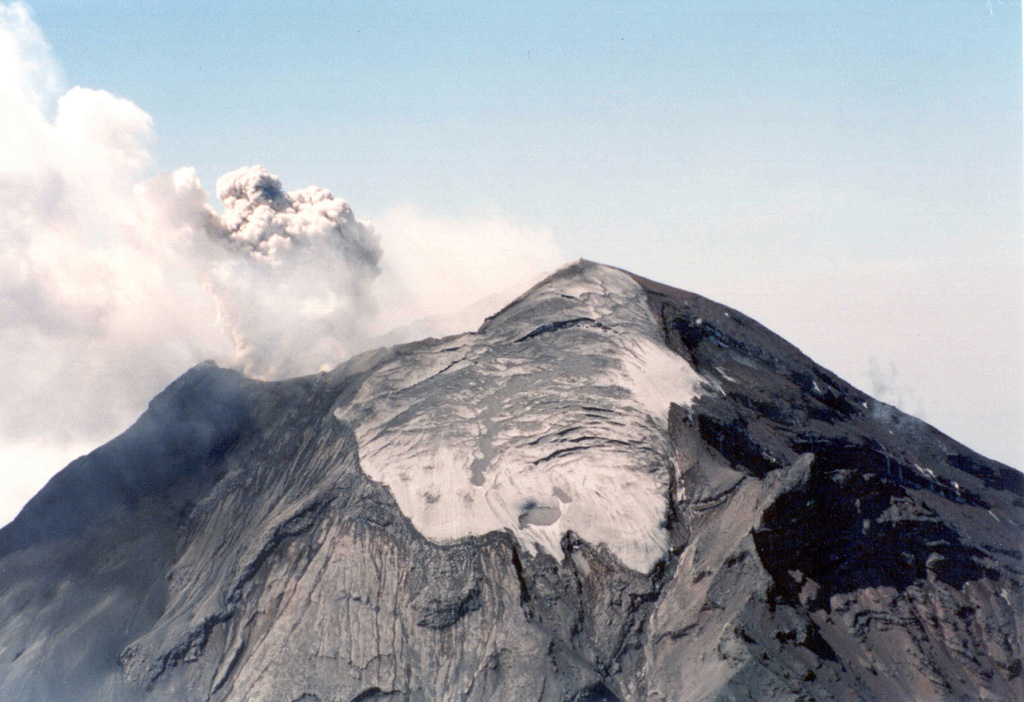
[336,263,705,571]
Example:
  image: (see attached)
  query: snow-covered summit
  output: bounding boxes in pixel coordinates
[335,261,707,572]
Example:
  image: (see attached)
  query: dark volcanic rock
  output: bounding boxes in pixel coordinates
[0,260,1020,701]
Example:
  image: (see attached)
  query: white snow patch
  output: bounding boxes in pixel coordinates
[619,338,703,426]
[913,463,937,481]
[336,263,705,572]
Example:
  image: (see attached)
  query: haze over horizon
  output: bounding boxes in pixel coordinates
[0,0,1021,527]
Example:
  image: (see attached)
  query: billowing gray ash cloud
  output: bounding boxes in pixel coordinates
[201,164,384,378]
[214,165,381,266]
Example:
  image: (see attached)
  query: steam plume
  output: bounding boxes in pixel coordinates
[0,2,564,525]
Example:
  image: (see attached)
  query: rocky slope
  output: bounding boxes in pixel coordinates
[0,260,1020,701]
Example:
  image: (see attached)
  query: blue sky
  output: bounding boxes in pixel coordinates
[31,0,1019,274]
[0,1,1021,522]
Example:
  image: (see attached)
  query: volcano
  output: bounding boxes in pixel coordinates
[0,260,1020,701]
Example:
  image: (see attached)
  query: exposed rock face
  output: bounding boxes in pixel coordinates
[0,260,1021,701]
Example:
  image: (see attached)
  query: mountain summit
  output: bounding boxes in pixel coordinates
[1,260,1021,701]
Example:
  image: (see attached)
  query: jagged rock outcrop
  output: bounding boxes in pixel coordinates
[1,260,1021,701]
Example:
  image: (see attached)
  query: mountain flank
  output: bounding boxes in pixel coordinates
[1,260,1020,702]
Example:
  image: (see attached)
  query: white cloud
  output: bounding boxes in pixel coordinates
[0,4,566,526]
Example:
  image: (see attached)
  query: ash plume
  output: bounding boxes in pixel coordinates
[0,2,563,525]
[198,165,384,378]
[212,165,381,268]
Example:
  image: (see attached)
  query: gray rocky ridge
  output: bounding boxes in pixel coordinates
[0,260,1021,701]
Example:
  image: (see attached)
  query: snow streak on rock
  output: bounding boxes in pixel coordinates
[336,263,706,572]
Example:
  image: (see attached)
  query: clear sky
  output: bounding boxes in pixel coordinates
[30,1,1020,269]
[0,1,1021,524]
